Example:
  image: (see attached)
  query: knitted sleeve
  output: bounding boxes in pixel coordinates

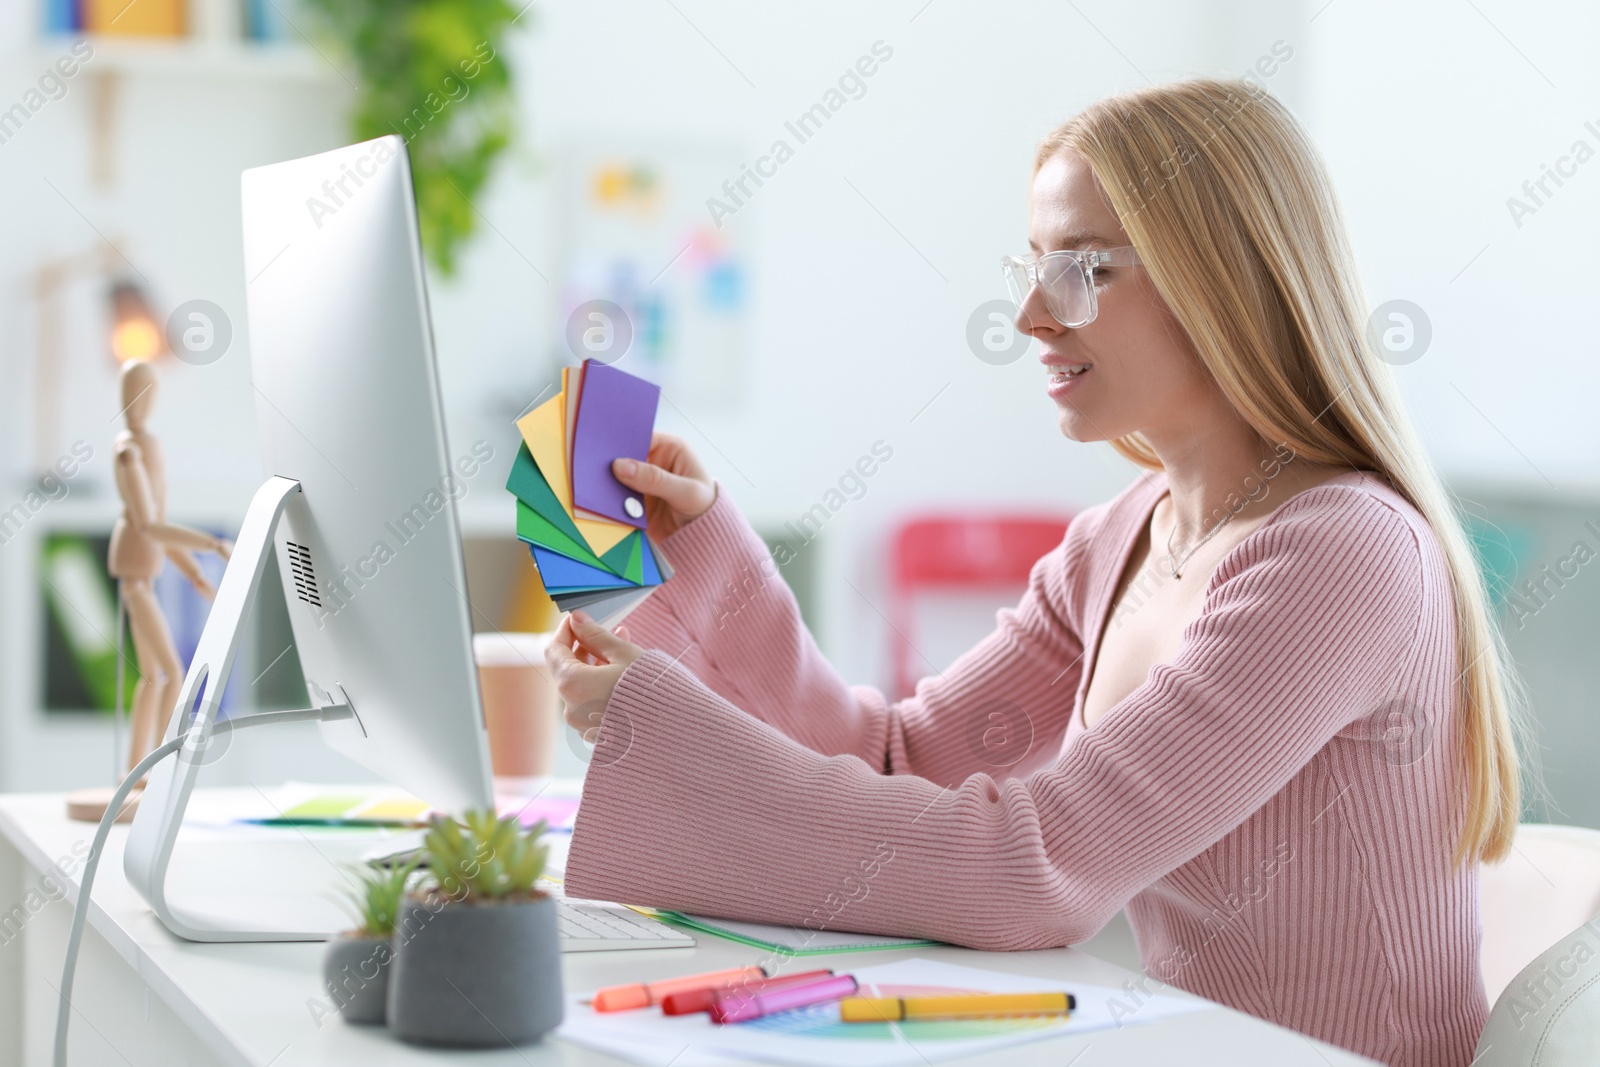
[564,486,1423,951]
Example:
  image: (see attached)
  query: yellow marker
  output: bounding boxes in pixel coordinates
[839,992,1075,1022]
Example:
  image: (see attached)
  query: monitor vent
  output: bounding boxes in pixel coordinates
[285,541,321,607]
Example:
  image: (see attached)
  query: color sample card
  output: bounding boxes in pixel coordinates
[518,381,632,555]
[572,361,660,528]
[507,362,672,627]
[244,786,580,832]
[501,795,581,832]
[279,793,375,820]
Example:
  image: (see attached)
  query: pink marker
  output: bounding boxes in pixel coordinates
[710,974,860,1024]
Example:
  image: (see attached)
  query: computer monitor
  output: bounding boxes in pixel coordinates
[123,136,495,942]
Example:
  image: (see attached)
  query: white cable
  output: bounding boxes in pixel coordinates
[54,732,184,1067]
[53,704,354,1067]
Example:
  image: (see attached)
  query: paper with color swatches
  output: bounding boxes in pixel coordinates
[558,957,1216,1067]
[237,784,581,832]
[508,360,672,627]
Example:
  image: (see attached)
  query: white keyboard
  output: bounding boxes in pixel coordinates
[554,894,697,952]
[359,834,693,952]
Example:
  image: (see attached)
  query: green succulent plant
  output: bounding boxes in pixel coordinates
[422,810,549,903]
[301,0,523,277]
[339,857,419,937]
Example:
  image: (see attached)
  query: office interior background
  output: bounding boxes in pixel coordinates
[0,0,1596,835]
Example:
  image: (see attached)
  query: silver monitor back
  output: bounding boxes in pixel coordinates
[240,135,493,816]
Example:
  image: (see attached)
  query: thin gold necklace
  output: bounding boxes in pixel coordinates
[1164,453,1297,579]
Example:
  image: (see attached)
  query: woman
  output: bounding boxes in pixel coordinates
[547,77,1522,1067]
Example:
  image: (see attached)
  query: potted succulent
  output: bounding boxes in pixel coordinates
[387,811,563,1047]
[324,857,417,1024]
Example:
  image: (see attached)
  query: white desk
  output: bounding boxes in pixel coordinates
[0,788,1375,1066]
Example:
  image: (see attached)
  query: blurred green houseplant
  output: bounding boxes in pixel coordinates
[339,857,418,937]
[422,809,549,901]
[302,0,523,276]
[322,857,417,1025]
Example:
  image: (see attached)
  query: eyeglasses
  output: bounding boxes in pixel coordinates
[1000,246,1142,328]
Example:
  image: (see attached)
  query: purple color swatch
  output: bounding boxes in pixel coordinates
[571,361,660,528]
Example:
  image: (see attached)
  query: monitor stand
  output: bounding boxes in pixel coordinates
[123,476,369,942]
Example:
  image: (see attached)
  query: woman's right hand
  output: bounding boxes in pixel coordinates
[611,432,717,542]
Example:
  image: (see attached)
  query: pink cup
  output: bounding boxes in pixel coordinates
[472,632,557,781]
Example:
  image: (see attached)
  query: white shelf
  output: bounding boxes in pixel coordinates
[38,35,341,83]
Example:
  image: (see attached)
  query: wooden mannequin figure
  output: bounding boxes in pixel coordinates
[67,362,233,822]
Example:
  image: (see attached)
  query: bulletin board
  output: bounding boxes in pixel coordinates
[553,139,750,410]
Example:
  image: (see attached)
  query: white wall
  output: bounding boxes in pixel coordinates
[1305,0,1600,493]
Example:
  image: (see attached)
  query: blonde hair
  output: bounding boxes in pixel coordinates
[1037,78,1523,866]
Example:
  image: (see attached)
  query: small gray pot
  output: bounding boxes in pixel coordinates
[322,934,392,1025]
[387,893,563,1047]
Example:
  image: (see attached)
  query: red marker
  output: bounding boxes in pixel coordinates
[711,974,860,1024]
[662,969,834,1016]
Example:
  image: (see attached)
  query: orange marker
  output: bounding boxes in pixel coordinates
[589,965,768,1012]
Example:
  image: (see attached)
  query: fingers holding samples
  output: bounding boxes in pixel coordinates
[566,610,642,667]
[611,432,716,538]
[545,625,614,707]
[545,611,642,730]
[611,455,713,516]
[647,432,709,483]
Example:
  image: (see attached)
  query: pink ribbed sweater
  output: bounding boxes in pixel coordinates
[565,469,1487,1066]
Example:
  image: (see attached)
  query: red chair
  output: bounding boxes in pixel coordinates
[887,512,1074,699]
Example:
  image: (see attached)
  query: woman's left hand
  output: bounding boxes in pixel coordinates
[545,611,644,740]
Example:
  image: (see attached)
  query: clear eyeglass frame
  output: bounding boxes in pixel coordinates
[1000,246,1142,328]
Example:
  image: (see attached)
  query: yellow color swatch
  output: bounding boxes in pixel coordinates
[355,796,431,823]
[515,390,633,555]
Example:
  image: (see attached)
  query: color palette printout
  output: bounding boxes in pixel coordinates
[508,360,672,627]
[557,958,1215,1067]
[239,784,581,832]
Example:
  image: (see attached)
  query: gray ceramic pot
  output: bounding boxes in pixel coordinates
[387,892,563,1047]
[322,934,392,1025]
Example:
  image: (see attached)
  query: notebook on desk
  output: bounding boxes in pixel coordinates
[635,909,939,955]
